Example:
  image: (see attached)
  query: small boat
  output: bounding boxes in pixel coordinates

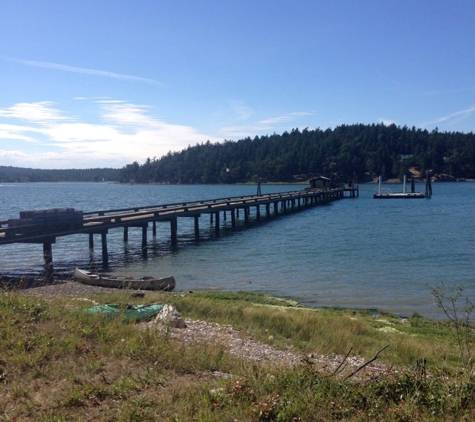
[73,268,175,291]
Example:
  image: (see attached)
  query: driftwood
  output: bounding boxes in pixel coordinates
[344,345,389,380]
[328,347,353,377]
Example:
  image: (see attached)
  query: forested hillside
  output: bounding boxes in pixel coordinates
[0,166,120,183]
[119,123,475,184]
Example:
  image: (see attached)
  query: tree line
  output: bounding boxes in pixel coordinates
[0,166,120,183]
[119,123,475,184]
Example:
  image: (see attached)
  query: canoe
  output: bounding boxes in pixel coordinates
[73,268,175,291]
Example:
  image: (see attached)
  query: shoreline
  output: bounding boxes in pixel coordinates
[14,281,424,323]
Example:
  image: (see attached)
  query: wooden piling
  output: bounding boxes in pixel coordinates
[101,232,108,267]
[170,217,178,246]
[194,215,200,240]
[215,211,220,236]
[43,242,54,274]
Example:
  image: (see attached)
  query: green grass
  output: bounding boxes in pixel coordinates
[1,289,475,421]
[168,292,464,368]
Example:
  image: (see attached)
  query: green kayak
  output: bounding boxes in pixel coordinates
[84,303,164,322]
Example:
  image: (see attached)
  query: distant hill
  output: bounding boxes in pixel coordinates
[0,166,120,183]
[119,123,475,184]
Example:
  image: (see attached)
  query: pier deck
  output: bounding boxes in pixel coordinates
[0,186,358,271]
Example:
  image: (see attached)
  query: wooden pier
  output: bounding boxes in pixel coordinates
[0,186,358,272]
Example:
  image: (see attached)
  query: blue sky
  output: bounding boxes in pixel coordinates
[1,0,474,169]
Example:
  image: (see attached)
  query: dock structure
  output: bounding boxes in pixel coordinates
[373,175,428,199]
[0,185,358,272]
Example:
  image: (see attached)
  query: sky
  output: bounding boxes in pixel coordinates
[1,0,474,169]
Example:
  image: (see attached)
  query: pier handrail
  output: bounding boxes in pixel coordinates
[80,190,307,218]
[0,191,301,227]
[0,189,327,227]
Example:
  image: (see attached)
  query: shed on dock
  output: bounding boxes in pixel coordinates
[308,176,332,190]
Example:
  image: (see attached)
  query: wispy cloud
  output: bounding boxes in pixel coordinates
[3,56,166,87]
[258,112,314,126]
[227,100,253,120]
[221,111,315,139]
[422,105,475,128]
[0,99,219,168]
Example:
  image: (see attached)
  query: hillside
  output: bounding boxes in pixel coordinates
[0,166,120,183]
[119,123,475,184]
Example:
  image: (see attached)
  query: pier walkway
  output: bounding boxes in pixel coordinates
[0,186,358,271]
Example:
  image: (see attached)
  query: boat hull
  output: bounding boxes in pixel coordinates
[74,268,175,291]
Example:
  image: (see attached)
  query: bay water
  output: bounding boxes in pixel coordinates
[1,182,474,318]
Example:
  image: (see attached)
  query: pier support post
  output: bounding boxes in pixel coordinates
[123,227,128,242]
[244,207,249,224]
[215,211,220,237]
[256,205,260,221]
[101,232,108,267]
[194,215,200,241]
[142,225,148,255]
[152,221,157,236]
[89,233,94,249]
[43,242,54,275]
[231,209,236,228]
[170,217,178,246]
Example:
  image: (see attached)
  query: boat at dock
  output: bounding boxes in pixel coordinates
[73,268,176,291]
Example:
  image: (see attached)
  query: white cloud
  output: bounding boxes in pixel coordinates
[0,102,68,123]
[380,119,397,126]
[0,100,219,169]
[0,149,27,158]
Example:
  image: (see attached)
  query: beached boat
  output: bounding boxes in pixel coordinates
[73,268,175,291]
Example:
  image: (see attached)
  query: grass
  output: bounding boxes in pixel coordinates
[1,288,475,421]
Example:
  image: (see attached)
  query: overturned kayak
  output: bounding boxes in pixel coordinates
[73,268,175,291]
[83,303,164,322]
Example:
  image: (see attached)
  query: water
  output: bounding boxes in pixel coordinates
[1,181,474,317]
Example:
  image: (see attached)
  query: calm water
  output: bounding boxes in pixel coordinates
[1,182,474,317]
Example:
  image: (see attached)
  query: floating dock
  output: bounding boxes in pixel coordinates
[373,175,429,199]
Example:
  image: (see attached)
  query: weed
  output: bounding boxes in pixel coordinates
[431,282,475,370]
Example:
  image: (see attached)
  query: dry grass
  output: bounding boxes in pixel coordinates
[1,287,475,421]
